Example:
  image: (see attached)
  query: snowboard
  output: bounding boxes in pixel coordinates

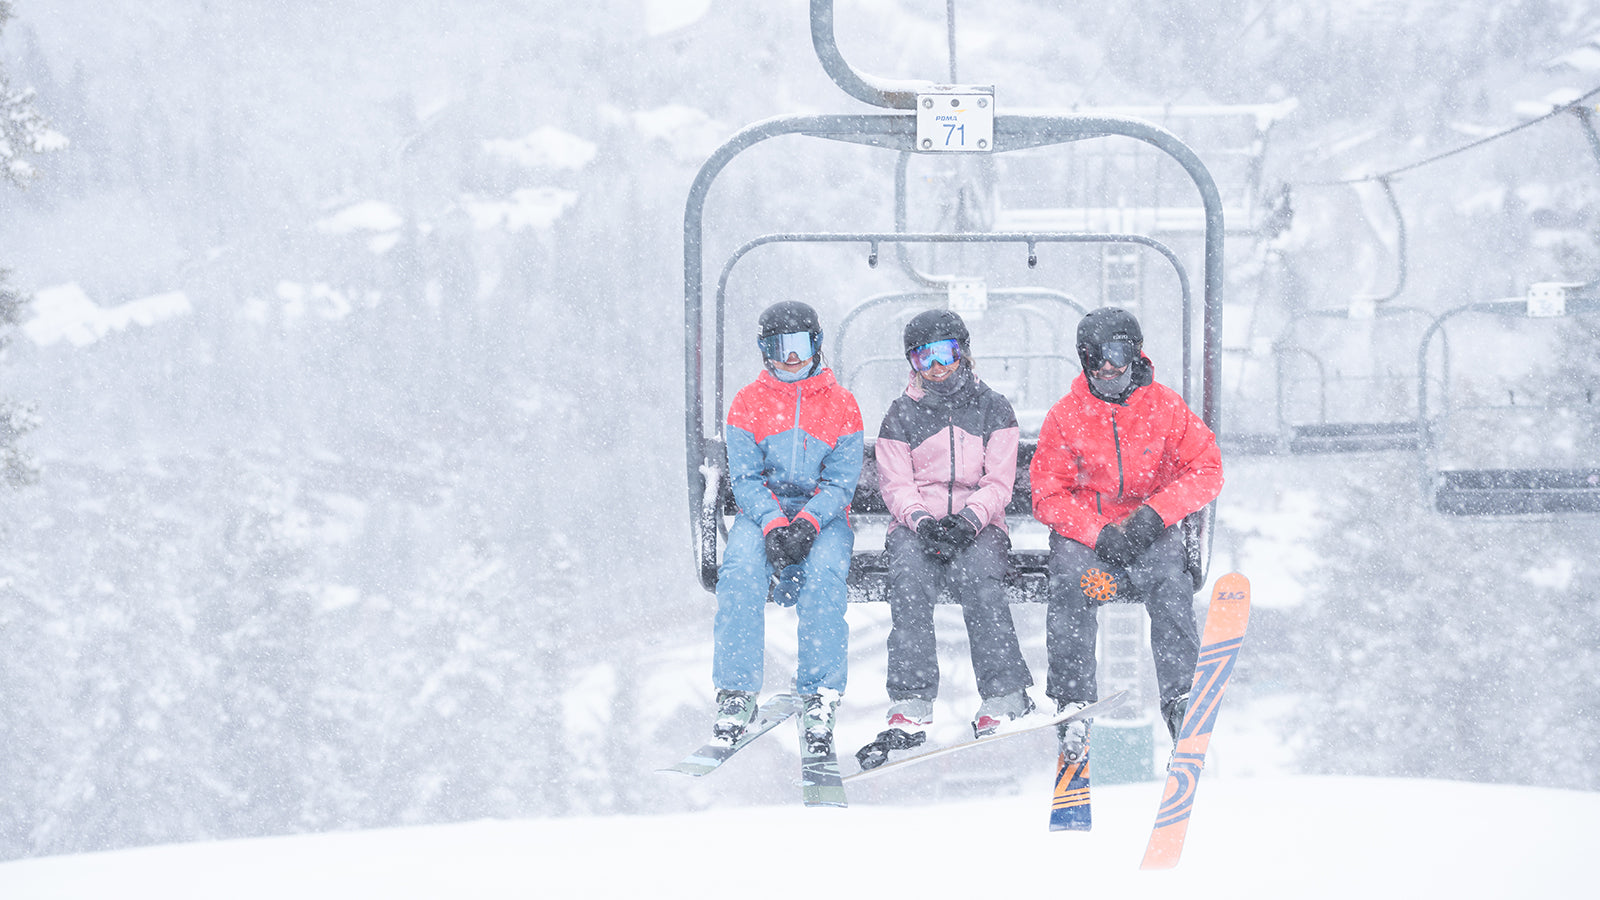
[843,690,1127,784]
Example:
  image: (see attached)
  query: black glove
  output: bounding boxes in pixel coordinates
[914,515,954,562]
[1120,505,1165,558]
[1094,522,1138,568]
[1095,505,1165,568]
[765,519,818,569]
[939,512,979,551]
[765,526,788,568]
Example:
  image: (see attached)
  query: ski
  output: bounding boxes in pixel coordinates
[1140,572,1252,869]
[658,693,803,777]
[800,721,847,808]
[843,690,1128,784]
[1048,730,1093,831]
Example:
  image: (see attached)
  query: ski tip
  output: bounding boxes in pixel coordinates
[1215,571,1250,593]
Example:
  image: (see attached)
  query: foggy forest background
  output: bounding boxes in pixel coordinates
[1,0,1598,860]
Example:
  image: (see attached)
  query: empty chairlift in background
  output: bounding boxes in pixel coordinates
[1271,177,1432,455]
[1418,281,1600,515]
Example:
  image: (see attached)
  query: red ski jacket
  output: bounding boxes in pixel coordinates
[1030,367,1222,548]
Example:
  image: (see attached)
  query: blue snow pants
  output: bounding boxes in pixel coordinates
[713,514,854,695]
[1044,526,1199,706]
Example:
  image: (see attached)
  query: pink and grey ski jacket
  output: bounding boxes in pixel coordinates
[874,370,1020,534]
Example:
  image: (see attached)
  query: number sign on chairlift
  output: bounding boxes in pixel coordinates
[1527,282,1578,318]
[916,86,995,152]
[948,279,988,320]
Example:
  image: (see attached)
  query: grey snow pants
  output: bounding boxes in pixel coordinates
[884,525,1034,703]
[1044,526,1199,706]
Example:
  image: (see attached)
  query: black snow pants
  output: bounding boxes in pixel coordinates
[884,525,1034,702]
[1043,525,1199,706]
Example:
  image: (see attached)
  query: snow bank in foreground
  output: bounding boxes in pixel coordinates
[0,775,1587,899]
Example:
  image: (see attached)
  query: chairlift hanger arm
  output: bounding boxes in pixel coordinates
[1366,176,1407,305]
[1572,104,1600,176]
[810,0,932,110]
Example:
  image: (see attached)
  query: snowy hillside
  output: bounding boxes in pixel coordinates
[2,0,1600,871]
[0,775,1589,899]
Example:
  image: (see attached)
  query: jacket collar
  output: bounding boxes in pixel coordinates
[904,365,982,407]
[1072,357,1155,407]
[757,367,839,396]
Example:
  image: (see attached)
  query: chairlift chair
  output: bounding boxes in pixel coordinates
[684,0,1231,600]
[1418,283,1600,515]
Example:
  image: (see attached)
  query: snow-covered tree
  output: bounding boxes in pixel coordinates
[0,1,64,187]
[0,2,63,489]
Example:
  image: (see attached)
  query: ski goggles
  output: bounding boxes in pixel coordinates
[758,330,818,362]
[908,338,962,372]
[1080,339,1138,370]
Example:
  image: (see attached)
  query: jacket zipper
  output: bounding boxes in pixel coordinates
[790,384,804,480]
[1111,411,1126,502]
[946,414,956,516]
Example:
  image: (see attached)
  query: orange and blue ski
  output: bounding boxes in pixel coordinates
[1048,731,1093,831]
[1140,572,1251,869]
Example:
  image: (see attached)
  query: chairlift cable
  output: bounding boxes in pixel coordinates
[1297,83,1600,188]
[946,0,958,83]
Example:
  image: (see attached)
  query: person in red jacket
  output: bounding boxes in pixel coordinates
[1030,307,1223,762]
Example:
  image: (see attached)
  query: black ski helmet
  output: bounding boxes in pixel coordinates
[903,308,971,357]
[758,300,822,344]
[1076,307,1143,370]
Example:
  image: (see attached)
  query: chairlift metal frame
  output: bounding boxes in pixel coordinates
[684,0,1229,596]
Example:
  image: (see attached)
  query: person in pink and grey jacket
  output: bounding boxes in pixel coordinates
[855,310,1036,770]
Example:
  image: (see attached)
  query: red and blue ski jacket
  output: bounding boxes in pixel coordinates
[1031,364,1222,548]
[725,368,864,535]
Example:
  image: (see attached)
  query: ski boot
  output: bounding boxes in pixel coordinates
[712,689,757,743]
[972,689,1035,738]
[1161,692,1190,744]
[800,689,841,755]
[855,698,931,770]
[1056,699,1090,763]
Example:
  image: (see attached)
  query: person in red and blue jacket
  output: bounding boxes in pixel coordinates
[711,301,864,755]
[1030,307,1223,762]
[854,310,1037,771]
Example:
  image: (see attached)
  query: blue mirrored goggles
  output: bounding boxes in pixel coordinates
[1080,339,1137,369]
[908,338,962,372]
[758,330,818,362]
